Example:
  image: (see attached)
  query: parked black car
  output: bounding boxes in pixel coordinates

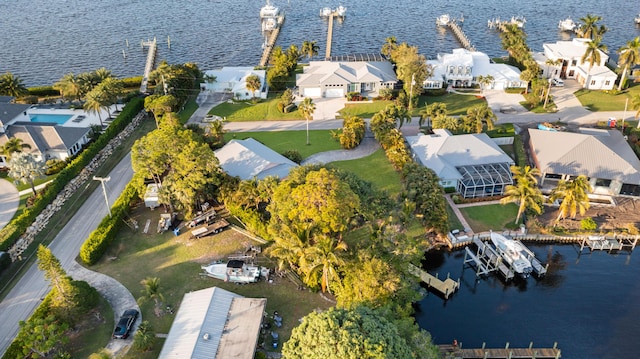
[113,309,139,339]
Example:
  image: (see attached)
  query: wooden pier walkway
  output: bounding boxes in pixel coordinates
[408,263,459,299]
[140,38,157,94]
[447,20,476,51]
[325,12,336,59]
[258,15,285,67]
[439,343,561,358]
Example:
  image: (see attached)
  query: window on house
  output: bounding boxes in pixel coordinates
[595,179,612,187]
[590,80,596,85]
[571,60,577,66]
[605,80,610,86]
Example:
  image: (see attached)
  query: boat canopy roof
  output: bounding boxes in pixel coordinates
[227,260,245,268]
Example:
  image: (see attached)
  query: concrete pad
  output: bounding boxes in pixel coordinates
[0,178,19,230]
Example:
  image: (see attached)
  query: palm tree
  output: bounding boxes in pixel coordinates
[301,40,319,59]
[381,36,398,60]
[0,72,28,98]
[298,97,316,145]
[581,38,608,70]
[138,277,165,315]
[8,152,46,196]
[617,37,640,90]
[500,178,544,224]
[420,102,447,128]
[476,74,494,94]
[577,14,603,40]
[549,175,592,222]
[464,104,496,133]
[54,73,81,102]
[245,74,261,101]
[83,88,105,127]
[632,94,640,123]
[544,58,562,79]
[2,138,31,162]
[300,235,347,293]
[511,165,540,185]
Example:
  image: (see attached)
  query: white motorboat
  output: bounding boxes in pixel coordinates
[262,17,277,32]
[320,7,332,18]
[558,17,577,32]
[260,0,280,19]
[509,15,526,28]
[635,14,640,25]
[436,14,451,26]
[336,5,347,17]
[201,260,263,283]
[490,232,533,277]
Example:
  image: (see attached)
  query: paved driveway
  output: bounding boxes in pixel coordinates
[0,178,19,230]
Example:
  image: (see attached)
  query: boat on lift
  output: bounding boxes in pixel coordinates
[436,14,451,26]
[509,15,526,28]
[635,13,640,24]
[490,232,533,278]
[320,7,332,18]
[260,0,280,19]
[336,5,347,18]
[558,17,577,32]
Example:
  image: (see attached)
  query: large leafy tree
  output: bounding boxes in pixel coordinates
[298,97,316,145]
[617,37,640,90]
[37,245,74,303]
[301,40,319,59]
[388,42,430,100]
[144,94,177,128]
[0,72,28,98]
[549,175,592,222]
[8,152,46,196]
[283,306,418,359]
[402,163,449,235]
[335,255,401,309]
[245,74,261,101]
[500,166,543,224]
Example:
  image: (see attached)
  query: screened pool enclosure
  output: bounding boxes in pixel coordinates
[456,163,513,198]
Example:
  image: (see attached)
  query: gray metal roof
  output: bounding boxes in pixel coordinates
[297,60,398,87]
[529,128,640,184]
[0,123,89,155]
[0,103,31,126]
[0,96,15,104]
[215,138,299,180]
[158,287,266,359]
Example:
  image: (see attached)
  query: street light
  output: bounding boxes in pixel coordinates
[93,176,111,217]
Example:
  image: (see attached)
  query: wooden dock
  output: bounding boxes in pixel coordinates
[447,20,476,51]
[580,235,638,252]
[408,263,459,299]
[258,14,285,67]
[325,12,336,59]
[464,237,515,280]
[439,343,562,358]
[140,37,157,94]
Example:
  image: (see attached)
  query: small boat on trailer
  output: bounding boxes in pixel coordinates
[201,260,264,283]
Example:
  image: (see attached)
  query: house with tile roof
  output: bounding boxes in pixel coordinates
[528,128,640,197]
[536,38,617,90]
[296,60,397,98]
[406,129,514,198]
[214,138,299,180]
[423,48,527,90]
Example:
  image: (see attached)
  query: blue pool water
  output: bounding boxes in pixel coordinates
[29,114,73,124]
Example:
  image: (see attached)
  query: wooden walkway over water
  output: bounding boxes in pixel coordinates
[258,15,285,67]
[140,38,157,94]
[447,20,476,51]
[408,263,459,299]
[439,343,562,358]
[325,12,337,59]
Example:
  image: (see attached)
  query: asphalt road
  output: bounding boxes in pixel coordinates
[0,153,133,356]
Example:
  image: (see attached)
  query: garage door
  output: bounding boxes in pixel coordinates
[325,88,345,98]
[303,87,322,97]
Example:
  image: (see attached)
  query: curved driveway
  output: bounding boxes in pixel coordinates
[0,178,19,230]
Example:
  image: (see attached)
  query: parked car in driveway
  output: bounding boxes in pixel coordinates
[551,78,564,87]
[113,309,138,339]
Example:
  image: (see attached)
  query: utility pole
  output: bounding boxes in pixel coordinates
[409,73,416,112]
[93,176,112,217]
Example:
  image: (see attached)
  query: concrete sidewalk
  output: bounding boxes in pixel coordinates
[0,179,19,230]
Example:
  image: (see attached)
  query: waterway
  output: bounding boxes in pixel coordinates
[1,0,639,86]
[415,244,640,358]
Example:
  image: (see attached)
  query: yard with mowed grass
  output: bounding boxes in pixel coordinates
[328,149,402,198]
[209,97,304,121]
[90,204,331,358]
[574,84,640,111]
[224,130,342,159]
[459,203,521,232]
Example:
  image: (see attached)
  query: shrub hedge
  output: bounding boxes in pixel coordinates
[27,86,60,97]
[0,97,144,253]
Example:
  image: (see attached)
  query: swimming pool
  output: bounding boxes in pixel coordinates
[29,114,73,124]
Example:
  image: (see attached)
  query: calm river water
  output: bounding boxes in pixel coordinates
[1,0,639,86]
[416,244,640,358]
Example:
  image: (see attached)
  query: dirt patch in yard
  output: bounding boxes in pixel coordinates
[537,197,640,232]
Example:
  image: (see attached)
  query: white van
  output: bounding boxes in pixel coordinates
[551,78,564,87]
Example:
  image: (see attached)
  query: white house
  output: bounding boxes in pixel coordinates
[538,38,617,90]
[214,138,299,180]
[406,129,514,198]
[296,60,398,98]
[529,128,640,198]
[424,48,527,90]
[201,67,267,100]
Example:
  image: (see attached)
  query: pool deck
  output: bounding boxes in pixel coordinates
[21,104,123,128]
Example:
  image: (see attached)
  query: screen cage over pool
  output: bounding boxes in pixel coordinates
[456,163,513,198]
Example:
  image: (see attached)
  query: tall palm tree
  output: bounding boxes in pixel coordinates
[301,235,347,293]
[632,94,640,122]
[476,74,494,94]
[8,152,46,196]
[2,137,31,161]
[381,36,398,60]
[511,165,541,185]
[0,72,28,98]
[500,177,543,224]
[301,40,319,59]
[298,97,316,145]
[581,38,608,70]
[420,102,447,128]
[544,58,562,78]
[245,74,261,101]
[83,88,105,127]
[137,277,165,315]
[464,104,496,133]
[54,73,81,102]
[577,14,603,40]
[549,175,592,222]
[617,37,640,90]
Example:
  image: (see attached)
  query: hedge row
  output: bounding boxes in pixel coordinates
[80,182,138,265]
[0,97,144,252]
[27,86,60,97]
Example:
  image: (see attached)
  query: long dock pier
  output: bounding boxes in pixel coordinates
[408,263,459,299]
[439,342,562,359]
[447,20,476,51]
[325,12,336,59]
[259,14,285,67]
[140,37,157,94]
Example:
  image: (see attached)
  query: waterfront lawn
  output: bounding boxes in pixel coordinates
[224,130,341,159]
[416,93,487,116]
[328,149,402,198]
[446,203,464,232]
[574,84,640,111]
[209,96,303,121]
[459,203,521,232]
[178,99,198,123]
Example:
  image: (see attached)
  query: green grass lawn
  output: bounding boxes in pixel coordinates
[338,101,392,118]
[0,172,56,192]
[328,149,402,198]
[446,202,464,232]
[574,83,640,111]
[459,203,521,232]
[210,97,305,121]
[224,130,342,159]
[519,100,558,113]
[416,93,487,116]
[66,296,114,358]
[178,99,199,123]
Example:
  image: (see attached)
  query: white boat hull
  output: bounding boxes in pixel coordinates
[201,261,262,283]
[490,232,533,277]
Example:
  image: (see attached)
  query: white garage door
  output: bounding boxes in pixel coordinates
[303,87,322,97]
[325,88,345,98]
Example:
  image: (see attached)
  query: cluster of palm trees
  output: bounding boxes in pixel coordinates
[420,102,496,134]
[0,72,28,98]
[500,165,593,225]
[500,24,540,95]
[577,15,609,72]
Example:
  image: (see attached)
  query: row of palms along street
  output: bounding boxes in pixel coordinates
[0,81,632,357]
